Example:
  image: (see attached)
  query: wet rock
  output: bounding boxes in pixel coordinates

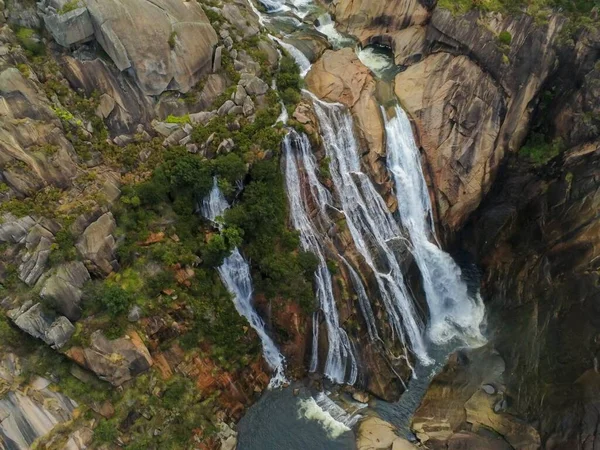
[39,261,90,321]
[76,212,118,277]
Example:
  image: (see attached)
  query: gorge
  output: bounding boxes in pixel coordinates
[0,0,598,448]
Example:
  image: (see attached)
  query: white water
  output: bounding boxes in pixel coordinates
[384,106,486,347]
[315,13,354,49]
[283,131,358,384]
[341,257,379,343]
[307,92,430,365]
[270,35,312,77]
[202,179,288,388]
[298,396,351,439]
[314,392,364,428]
[357,46,394,77]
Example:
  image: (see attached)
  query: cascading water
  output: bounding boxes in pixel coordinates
[201,179,287,388]
[384,106,486,347]
[306,92,430,365]
[270,35,312,77]
[283,131,357,384]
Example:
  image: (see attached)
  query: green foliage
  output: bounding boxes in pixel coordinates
[498,30,512,45]
[86,283,133,317]
[0,313,19,347]
[48,228,78,266]
[0,187,63,218]
[168,31,177,49]
[276,55,302,106]
[16,63,30,77]
[94,419,119,444]
[15,27,44,56]
[213,153,247,184]
[520,132,564,165]
[165,114,190,124]
[58,0,80,14]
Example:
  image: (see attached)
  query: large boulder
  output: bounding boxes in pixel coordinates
[42,7,95,47]
[39,261,90,321]
[76,212,118,276]
[66,330,153,386]
[82,0,218,96]
[18,223,55,286]
[7,301,75,349]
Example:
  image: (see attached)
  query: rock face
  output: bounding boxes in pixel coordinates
[460,143,600,448]
[42,0,218,96]
[0,355,77,450]
[7,301,75,349]
[76,212,118,276]
[40,261,91,321]
[67,331,153,386]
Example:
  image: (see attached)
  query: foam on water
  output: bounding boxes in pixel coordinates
[298,397,351,439]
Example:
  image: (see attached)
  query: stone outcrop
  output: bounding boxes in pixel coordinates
[76,212,118,276]
[41,0,218,96]
[0,355,77,449]
[39,261,90,321]
[459,143,600,448]
[18,223,55,286]
[67,330,153,386]
[6,301,75,349]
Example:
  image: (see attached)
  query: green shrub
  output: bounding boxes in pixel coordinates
[165,114,190,124]
[15,27,44,56]
[58,0,80,14]
[87,283,133,317]
[94,420,119,444]
[498,30,512,45]
[520,132,564,165]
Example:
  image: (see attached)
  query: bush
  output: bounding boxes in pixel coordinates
[58,0,80,14]
[165,114,190,124]
[87,283,133,317]
[15,27,44,56]
[498,30,512,45]
[520,132,564,165]
[94,420,119,444]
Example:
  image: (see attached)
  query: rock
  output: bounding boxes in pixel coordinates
[128,305,143,322]
[8,302,75,349]
[39,261,90,321]
[96,93,116,119]
[76,212,118,277]
[67,330,153,386]
[190,110,216,125]
[351,391,370,403]
[82,0,218,95]
[113,134,134,146]
[392,439,418,450]
[64,427,94,450]
[162,128,187,146]
[19,224,54,286]
[218,99,236,116]
[306,48,369,107]
[213,45,223,73]
[241,76,269,96]
[217,138,235,154]
[357,417,399,450]
[228,105,243,116]
[221,3,259,38]
[0,214,35,244]
[42,7,95,47]
[233,84,247,105]
[242,95,255,116]
[0,357,77,449]
[482,384,496,395]
[152,120,180,137]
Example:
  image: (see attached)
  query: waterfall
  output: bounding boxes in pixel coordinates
[384,106,486,347]
[270,35,312,77]
[201,179,288,388]
[283,131,357,384]
[307,93,430,365]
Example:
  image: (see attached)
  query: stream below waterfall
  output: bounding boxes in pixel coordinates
[235,0,486,446]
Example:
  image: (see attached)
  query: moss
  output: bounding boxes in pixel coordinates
[58,0,80,14]
[16,63,30,77]
[168,31,177,49]
[520,133,564,165]
[498,30,512,45]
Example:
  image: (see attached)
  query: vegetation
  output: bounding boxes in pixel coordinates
[168,31,177,49]
[519,132,564,165]
[58,0,81,14]
[498,30,512,45]
[165,113,191,124]
[15,27,44,56]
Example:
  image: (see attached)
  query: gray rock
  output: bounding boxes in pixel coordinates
[95,93,115,118]
[9,302,75,349]
[0,214,35,243]
[113,134,134,146]
[83,0,218,95]
[242,76,269,96]
[217,138,235,154]
[19,224,54,286]
[213,45,223,73]
[233,84,247,106]
[223,36,234,50]
[42,7,94,47]
[183,123,193,134]
[218,100,235,116]
[179,135,192,146]
[221,3,259,38]
[190,110,216,125]
[76,212,118,277]
[242,95,255,116]
[40,261,90,321]
[152,120,180,137]
[482,384,496,395]
[162,128,187,146]
[186,143,198,154]
[127,305,143,322]
[228,105,243,116]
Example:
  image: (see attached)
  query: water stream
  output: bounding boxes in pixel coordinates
[201,179,287,388]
